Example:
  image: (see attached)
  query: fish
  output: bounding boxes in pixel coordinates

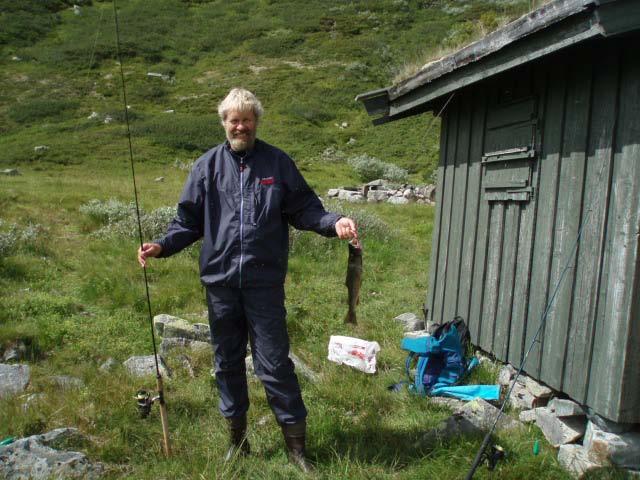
[344,239,363,324]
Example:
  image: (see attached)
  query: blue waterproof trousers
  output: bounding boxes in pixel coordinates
[206,286,307,424]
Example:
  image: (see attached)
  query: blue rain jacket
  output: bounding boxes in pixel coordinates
[155,139,340,288]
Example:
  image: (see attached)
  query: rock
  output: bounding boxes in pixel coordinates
[123,355,171,378]
[583,421,640,470]
[11,56,21,61]
[146,72,174,83]
[455,398,522,432]
[347,137,356,145]
[0,169,21,176]
[87,111,99,120]
[2,341,27,362]
[0,363,30,398]
[99,358,118,372]
[498,364,517,386]
[341,122,348,128]
[0,428,104,479]
[50,375,84,390]
[586,408,634,434]
[508,381,537,410]
[367,190,391,202]
[163,109,174,114]
[558,444,601,478]
[345,194,364,203]
[289,351,320,384]
[327,188,340,197]
[403,188,414,199]
[154,177,164,182]
[159,337,210,355]
[393,312,425,332]
[548,398,585,418]
[519,408,539,423]
[153,314,210,342]
[366,179,385,187]
[73,4,81,15]
[535,407,586,447]
[388,196,409,205]
[523,376,553,399]
[33,145,49,153]
[103,115,113,124]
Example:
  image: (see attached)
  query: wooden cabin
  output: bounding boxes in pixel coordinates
[358,0,640,423]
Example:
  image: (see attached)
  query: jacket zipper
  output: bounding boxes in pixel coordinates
[239,156,245,288]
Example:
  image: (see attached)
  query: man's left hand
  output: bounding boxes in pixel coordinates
[335,217,358,240]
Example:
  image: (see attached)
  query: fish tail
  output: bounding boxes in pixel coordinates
[344,310,357,324]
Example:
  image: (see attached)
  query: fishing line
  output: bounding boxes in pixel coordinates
[112,0,171,457]
[465,153,610,479]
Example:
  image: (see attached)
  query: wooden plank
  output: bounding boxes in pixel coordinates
[540,55,592,391]
[443,94,473,323]
[508,68,547,367]
[426,110,450,324]
[524,60,567,379]
[458,89,488,329]
[562,49,619,403]
[493,202,519,360]
[480,202,505,351]
[432,99,460,323]
[588,48,640,422]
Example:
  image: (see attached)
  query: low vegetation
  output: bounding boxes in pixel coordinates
[0,0,599,478]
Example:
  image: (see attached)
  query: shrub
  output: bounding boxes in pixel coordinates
[0,219,42,258]
[7,99,79,124]
[347,154,408,183]
[80,199,176,239]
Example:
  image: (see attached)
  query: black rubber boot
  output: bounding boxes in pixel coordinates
[224,415,250,462]
[281,420,313,473]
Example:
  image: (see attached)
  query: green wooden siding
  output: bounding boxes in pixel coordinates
[426,39,640,423]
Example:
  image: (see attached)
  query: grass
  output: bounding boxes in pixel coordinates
[0,0,621,478]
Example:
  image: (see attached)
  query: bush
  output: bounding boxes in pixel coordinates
[0,219,42,258]
[7,99,79,124]
[347,154,408,183]
[80,199,176,239]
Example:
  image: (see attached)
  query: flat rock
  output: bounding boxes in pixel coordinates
[523,376,553,399]
[0,428,103,479]
[549,398,585,418]
[160,337,210,355]
[535,407,586,447]
[498,364,517,386]
[583,421,640,470]
[0,363,30,398]
[388,196,409,205]
[394,312,424,332]
[519,408,540,424]
[558,444,602,478]
[123,355,170,378]
[0,169,21,176]
[508,381,537,410]
[586,408,634,434]
[153,314,210,342]
[455,398,522,432]
[49,376,84,390]
[99,358,118,372]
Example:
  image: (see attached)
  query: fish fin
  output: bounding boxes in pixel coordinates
[344,311,357,324]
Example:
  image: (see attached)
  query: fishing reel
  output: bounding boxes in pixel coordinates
[481,444,505,471]
[134,389,160,418]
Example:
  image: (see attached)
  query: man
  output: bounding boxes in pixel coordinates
[138,88,357,471]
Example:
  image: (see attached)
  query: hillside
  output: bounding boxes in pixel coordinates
[0,1,582,479]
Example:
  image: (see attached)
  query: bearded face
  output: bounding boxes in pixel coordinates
[223,109,257,152]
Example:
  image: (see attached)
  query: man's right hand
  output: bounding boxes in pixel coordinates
[138,243,162,267]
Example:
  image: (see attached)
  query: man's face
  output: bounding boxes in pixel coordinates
[223,109,257,152]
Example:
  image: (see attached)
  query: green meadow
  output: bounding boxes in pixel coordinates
[1,1,623,478]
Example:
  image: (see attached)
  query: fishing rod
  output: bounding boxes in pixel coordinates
[112,0,171,457]
[464,150,611,479]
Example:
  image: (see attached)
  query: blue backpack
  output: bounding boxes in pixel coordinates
[400,319,499,401]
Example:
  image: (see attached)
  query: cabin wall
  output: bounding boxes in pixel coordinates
[426,38,640,422]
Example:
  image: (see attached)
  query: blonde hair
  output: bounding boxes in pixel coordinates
[217,88,264,122]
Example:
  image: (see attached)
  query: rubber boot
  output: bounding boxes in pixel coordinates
[224,415,250,462]
[281,420,313,473]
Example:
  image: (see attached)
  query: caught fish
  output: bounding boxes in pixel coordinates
[344,239,363,324]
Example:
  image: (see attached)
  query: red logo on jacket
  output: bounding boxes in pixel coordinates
[260,177,275,185]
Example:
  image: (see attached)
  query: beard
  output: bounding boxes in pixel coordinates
[228,133,255,152]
